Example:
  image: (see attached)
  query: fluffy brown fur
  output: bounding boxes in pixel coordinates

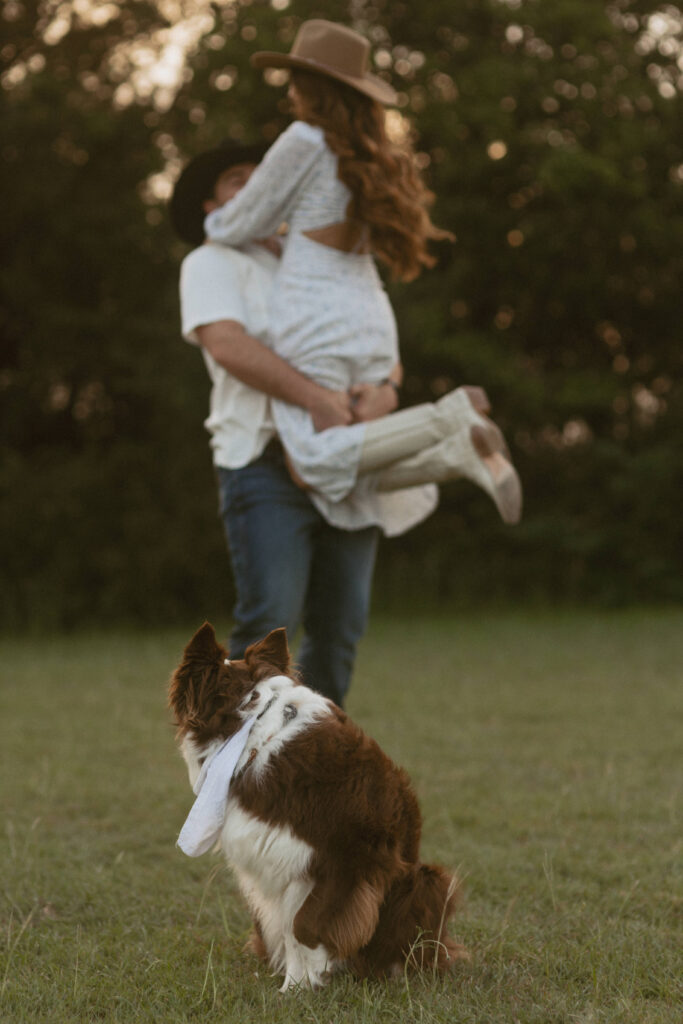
[169,623,466,984]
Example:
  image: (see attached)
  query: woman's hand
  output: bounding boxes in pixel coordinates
[309,388,353,431]
[349,381,399,422]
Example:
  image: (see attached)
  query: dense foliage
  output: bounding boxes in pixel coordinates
[2,0,682,628]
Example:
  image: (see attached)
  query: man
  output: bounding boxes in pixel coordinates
[169,141,400,706]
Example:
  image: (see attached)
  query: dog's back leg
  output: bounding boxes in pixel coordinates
[291,866,386,974]
[353,863,466,976]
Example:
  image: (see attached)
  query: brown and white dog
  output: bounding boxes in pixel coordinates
[168,622,465,990]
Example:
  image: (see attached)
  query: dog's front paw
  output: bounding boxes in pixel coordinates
[279,942,332,992]
[279,973,302,994]
[279,970,330,993]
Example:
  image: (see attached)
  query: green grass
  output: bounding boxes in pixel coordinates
[1,609,681,1023]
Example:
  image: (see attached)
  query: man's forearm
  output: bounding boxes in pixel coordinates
[195,319,351,428]
[197,320,320,404]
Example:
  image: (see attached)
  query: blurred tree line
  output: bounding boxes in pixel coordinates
[1,0,682,629]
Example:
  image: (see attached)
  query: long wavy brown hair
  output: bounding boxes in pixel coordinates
[290,70,452,282]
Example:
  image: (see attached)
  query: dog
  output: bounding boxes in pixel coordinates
[168,622,465,990]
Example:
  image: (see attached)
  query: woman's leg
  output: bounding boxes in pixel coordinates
[373,422,523,525]
[358,388,522,524]
[280,385,521,522]
[356,388,479,473]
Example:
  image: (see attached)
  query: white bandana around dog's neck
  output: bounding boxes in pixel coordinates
[177,716,255,857]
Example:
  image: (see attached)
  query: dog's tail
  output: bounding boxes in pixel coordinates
[351,862,467,978]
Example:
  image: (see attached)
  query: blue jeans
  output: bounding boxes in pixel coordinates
[217,445,379,706]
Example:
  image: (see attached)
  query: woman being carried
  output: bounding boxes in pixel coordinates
[205,20,522,528]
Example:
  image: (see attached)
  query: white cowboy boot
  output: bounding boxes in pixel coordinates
[357,387,488,473]
[374,419,522,525]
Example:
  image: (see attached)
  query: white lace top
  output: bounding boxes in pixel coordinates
[204,121,437,536]
[205,121,349,244]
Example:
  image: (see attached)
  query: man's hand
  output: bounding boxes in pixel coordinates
[309,388,353,431]
[349,381,399,422]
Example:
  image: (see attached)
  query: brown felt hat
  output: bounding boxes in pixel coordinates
[251,19,397,106]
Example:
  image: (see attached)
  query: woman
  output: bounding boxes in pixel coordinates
[205,20,521,527]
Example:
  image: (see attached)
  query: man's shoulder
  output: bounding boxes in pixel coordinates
[181,242,254,277]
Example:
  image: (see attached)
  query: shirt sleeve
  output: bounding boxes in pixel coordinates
[179,245,249,344]
[204,121,326,246]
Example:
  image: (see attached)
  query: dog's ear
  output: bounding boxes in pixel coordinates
[168,622,225,728]
[183,621,224,662]
[168,622,252,741]
[244,627,292,680]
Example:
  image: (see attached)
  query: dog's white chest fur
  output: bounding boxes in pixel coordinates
[221,800,313,897]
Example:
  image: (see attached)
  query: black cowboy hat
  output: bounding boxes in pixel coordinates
[168,140,269,246]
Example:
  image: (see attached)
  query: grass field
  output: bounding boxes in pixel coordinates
[1,609,681,1023]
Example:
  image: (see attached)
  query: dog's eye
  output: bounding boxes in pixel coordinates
[239,690,260,711]
[283,703,297,722]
